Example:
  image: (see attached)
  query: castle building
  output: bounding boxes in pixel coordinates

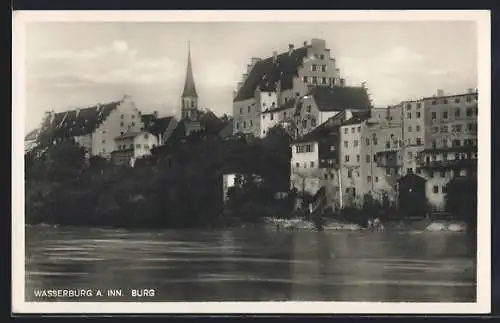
[232,39,347,138]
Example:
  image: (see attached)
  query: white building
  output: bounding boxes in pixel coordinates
[39,95,143,159]
[111,131,159,167]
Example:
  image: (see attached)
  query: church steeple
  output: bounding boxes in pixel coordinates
[182,41,198,98]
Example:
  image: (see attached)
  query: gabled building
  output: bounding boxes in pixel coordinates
[141,112,179,145]
[36,95,143,159]
[233,38,347,138]
[111,131,159,167]
[289,112,346,211]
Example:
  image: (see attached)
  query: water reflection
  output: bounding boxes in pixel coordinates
[25,227,476,302]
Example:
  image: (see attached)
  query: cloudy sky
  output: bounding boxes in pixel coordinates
[24,20,477,133]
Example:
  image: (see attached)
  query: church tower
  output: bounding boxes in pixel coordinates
[181,41,199,121]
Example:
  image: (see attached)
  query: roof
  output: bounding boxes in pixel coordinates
[141,114,175,137]
[43,101,120,138]
[25,128,40,141]
[182,43,198,98]
[340,113,371,127]
[397,173,426,184]
[218,120,234,138]
[262,98,296,114]
[309,86,372,112]
[292,114,342,144]
[233,46,309,102]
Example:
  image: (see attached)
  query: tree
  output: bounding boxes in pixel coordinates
[445,176,477,232]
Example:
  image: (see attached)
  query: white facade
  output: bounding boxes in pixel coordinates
[113,131,158,167]
[290,141,321,195]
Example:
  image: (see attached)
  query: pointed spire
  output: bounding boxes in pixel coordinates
[182,41,198,98]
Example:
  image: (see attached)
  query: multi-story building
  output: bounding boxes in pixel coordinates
[259,85,372,139]
[233,38,345,137]
[36,95,143,159]
[339,109,403,206]
[290,113,346,210]
[111,131,159,167]
[415,88,478,210]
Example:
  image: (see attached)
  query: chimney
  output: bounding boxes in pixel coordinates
[153,110,158,118]
[340,78,346,86]
[272,50,278,63]
[467,88,474,94]
[437,89,444,97]
[288,44,294,55]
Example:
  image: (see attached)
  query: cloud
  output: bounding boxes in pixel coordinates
[112,40,128,53]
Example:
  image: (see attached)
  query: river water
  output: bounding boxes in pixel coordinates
[25,226,476,302]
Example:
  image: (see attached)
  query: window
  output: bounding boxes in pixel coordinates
[311,118,316,127]
[431,154,437,161]
[365,155,370,163]
[322,77,327,84]
[386,168,391,175]
[440,125,448,133]
[312,64,317,71]
[407,112,411,119]
[302,76,308,83]
[357,126,361,132]
[354,140,359,147]
[310,161,315,168]
[240,108,243,114]
[344,128,348,134]
[321,65,327,72]
[270,113,274,120]
[101,139,106,144]
[385,141,390,148]
[443,153,448,161]
[467,123,473,131]
[375,177,379,183]
[417,103,422,109]
[373,155,377,162]
[408,151,413,159]
[431,112,437,120]
[356,155,360,162]
[250,120,253,127]
[432,126,438,133]
[432,100,437,105]
[443,111,448,120]
[306,105,312,113]
[366,138,370,146]
[306,144,314,152]
[304,163,307,168]
[433,186,439,194]
[408,126,412,132]
[416,138,422,145]
[248,106,251,113]
[344,141,348,148]
[407,168,413,174]
[345,155,350,162]
[443,99,448,104]
[393,140,398,148]
[320,54,325,60]
[453,139,461,147]
[367,176,372,183]
[144,144,149,149]
[351,127,355,133]
[302,120,307,128]
[452,124,462,133]
[416,125,421,132]
[312,76,318,84]
[466,108,473,117]
[243,121,246,128]
[236,122,240,129]
[455,98,460,103]
[120,131,124,135]
[136,144,141,149]
[431,140,437,148]
[347,170,352,178]
[295,162,300,168]
[373,138,378,145]
[406,103,412,109]
[120,121,124,127]
[283,112,287,118]
[466,96,472,102]
[416,112,421,118]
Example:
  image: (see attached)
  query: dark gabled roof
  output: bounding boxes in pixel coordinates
[309,86,372,112]
[397,173,426,184]
[25,128,40,141]
[292,117,341,144]
[200,110,225,133]
[234,46,309,102]
[43,101,120,138]
[218,120,234,139]
[262,98,296,114]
